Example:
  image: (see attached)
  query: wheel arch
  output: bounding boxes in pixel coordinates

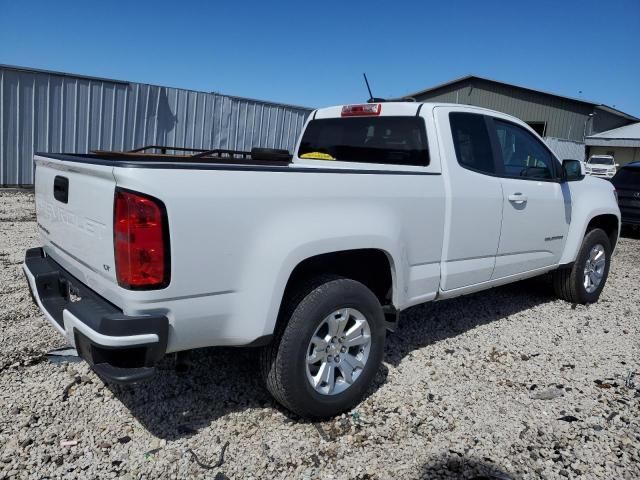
[559,209,621,266]
[269,248,398,336]
[586,214,619,250]
[286,248,395,304]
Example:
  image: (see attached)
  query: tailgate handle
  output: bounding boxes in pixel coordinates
[53,176,69,204]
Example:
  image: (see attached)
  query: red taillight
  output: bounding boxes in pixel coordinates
[341,103,382,117]
[114,189,170,289]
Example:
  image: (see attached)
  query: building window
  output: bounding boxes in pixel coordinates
[525,121,547,137]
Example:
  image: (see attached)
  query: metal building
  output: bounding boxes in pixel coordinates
[397,75,639,160]
[585,122,640,167]
[0,64,312,186]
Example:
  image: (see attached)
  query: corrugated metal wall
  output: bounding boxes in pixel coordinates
[414,78,595,142]
[0,65,312,185]
[544,136,586,161]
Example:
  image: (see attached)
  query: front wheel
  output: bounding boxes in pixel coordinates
[260,275,386,418]
[552,228,612,304]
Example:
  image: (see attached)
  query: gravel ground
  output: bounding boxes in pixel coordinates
[1,190,638,479]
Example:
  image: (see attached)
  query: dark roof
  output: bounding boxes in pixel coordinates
[400,75,639,121]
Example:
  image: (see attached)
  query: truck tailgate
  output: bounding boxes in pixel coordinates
[34,155,118,292]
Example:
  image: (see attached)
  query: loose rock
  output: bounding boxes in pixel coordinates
[1,191,638,479]
[531,387,564,400]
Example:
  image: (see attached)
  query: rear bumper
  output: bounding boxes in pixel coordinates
[23,247,168,383]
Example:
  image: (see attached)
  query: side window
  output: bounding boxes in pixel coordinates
[493,120,556,180]
[449,112,495,174]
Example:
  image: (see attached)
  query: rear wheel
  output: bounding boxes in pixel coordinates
[260,275,386,418]
[552,228,612,304]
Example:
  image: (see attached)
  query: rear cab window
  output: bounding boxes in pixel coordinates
[297,116,429,167]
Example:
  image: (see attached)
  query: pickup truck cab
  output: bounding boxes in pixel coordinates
[24,102,620,418]
[586,154,618,178]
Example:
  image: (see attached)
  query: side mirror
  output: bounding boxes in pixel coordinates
[615,163,620,167]
[562,159,585,182]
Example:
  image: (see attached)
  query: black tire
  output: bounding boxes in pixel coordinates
[552,228,612,304]
[260,275,386,418]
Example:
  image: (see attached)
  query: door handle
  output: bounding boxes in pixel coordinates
[508,192,528,204]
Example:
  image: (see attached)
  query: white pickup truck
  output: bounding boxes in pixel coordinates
[24,102,620,418]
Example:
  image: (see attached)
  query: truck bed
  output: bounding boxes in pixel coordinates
[32,146,445,352]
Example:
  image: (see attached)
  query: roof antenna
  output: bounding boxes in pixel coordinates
[363,73,386,103]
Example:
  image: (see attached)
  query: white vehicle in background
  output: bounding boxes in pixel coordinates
[585,155,618,179]
[24,102,620,418]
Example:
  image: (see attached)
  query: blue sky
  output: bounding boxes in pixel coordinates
[1,0,639,115]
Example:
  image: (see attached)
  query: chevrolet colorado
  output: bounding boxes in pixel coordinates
[24,102,620,417]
